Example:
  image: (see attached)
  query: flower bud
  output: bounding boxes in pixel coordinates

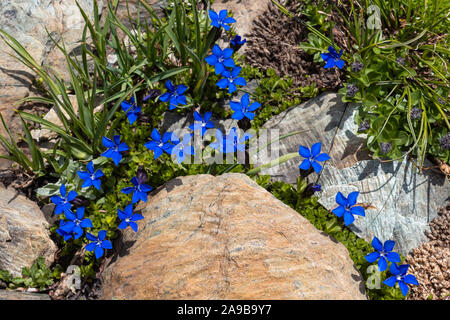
[136,166,148,185]
[70,196,90,209]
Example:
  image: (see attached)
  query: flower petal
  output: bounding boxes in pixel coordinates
[350,205,365,216]
[94,246,104,259]
[383,240,396,252]
[85,242,97,252]
[102,137,114,148]
[343,211,355,226]
[311,161,323,173]
[314,152,331,162]
[299,159,311,170]
[310,142,322,157]
[402,274,418,285]
[371,237,383,251]
[378,256,388,272]
[385,251,401,263]
[332,205,345,217]
[365,251,380,263]
[347,191,359,207]
[398,281,409,297]
[298,146,311,158]
[101,240,113,250]
[98,230,107,241]
[205,54,218,66]
[335,192,348,207]
[383,276,397,287]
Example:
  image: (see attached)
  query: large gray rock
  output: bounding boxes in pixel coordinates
[253,92,368,183]
[101,173,367,300]
[254,92,449,255]
[318,157,448,256]
[0,184,57,277]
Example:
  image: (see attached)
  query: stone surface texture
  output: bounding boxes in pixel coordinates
[101,173,367,300]
[0,183,57,277]
[253,92,449,255]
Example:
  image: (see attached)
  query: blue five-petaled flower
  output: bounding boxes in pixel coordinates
[77,161,104,190]
[159,80,188,110]
[321,46,345,69]
[209,9,236,31]
[117,204,144,233]
[56,220,76,241]
[332,191,365,226]
[144,128,175,159]
[189,111,215,136]
[205,44,235,75]
[121,176,153,204]
[121,97,141,125]
[383,263,419,297]
[60,207,93,240]
[101,135,129,166]
[51,184,77,215]
[85,230,112,259]
[216,67,246,93]
[365,237,401,272]
[230,93,261,121]
[298,142,331,173]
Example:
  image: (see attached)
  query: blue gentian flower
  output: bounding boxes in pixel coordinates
[331,191,365,226]
[230,93,261,120]
[365,237,401,272]
[205,44,235,75]
[118,204,144,233]
[321,46,345,69]
[77,161,104,190]
[209,9,236,31]
[51,184,77,215]
[189,111,215,136]
[216,66,246,93]
[60,207,93,240]
[121,97,141,125]
[298,142,331,173]
[230,35,246,47]
[101,135,129,166]
[144,128,174,159]
[172,133,195,164]
[85,230,112,259]
[56,220,75,241]
[159,80,188,110]
[121,176,153,204]
[383,263,419,296]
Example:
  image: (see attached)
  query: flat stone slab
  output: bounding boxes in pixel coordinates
[318,159,449,255]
